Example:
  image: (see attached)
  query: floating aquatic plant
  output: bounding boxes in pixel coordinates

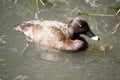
[110,5,120,11]
[14,0,46,13]
[78,10,120,17]
[35,0,46,13]
[115,9,120,16]
[78,5,120,17]
[110,22,120,34]
[14,0,47,19]
[109,5,120,16]
[78,12,114,17]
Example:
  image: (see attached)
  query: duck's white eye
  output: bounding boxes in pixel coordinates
[76,22,82,27]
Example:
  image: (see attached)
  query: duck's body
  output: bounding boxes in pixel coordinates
[15,18,100,51]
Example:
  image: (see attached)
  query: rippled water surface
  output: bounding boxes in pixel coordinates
[0,0,120,80]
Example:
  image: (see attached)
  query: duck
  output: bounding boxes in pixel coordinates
[14,17,100,51]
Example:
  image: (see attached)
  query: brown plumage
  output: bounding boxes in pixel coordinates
[14,17,100,51]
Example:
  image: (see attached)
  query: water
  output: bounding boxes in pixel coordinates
[0,0,120,80]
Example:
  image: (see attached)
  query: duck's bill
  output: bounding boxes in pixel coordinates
[86,31,100,41]
[91,36,100,41]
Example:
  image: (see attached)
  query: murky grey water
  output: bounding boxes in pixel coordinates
[0,0,120,80]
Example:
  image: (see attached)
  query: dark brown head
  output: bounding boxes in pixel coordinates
[68,17,100,41]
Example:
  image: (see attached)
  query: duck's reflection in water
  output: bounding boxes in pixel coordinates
[40,52,63,61]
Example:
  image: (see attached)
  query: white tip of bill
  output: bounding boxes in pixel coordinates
[91,36,100,41]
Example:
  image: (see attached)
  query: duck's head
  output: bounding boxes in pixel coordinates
[68,17,100,41]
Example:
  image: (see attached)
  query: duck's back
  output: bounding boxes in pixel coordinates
[26,20,68,35]
[22,20,69,48]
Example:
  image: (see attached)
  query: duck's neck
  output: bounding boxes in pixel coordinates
[67,28,88,50]
[68,28,80,40]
